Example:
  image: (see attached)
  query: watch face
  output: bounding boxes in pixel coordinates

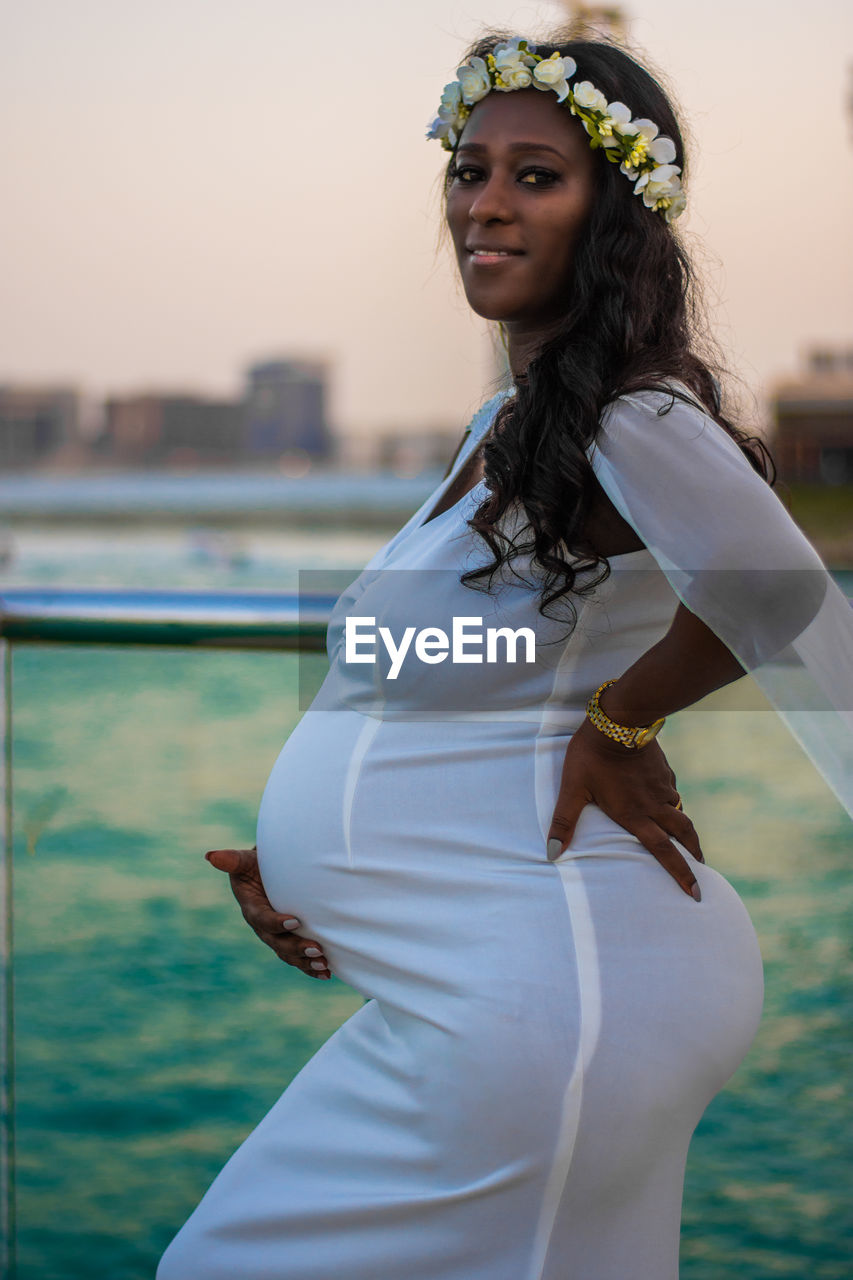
[635,717,665,748]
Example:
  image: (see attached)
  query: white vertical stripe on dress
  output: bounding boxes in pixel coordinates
[341,713,383,867]
[529,603,603,1278]
[525,861,603,1279]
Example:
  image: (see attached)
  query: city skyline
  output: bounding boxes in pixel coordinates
[4,0,853,435]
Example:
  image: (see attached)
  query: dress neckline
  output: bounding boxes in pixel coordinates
[408,401,499,534]
[414,476,653,563]
[419,476,488,531]
[393,388,656,562]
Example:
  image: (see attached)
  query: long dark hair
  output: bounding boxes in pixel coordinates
[446,32,775,623]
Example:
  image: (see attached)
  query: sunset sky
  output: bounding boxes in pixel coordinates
[4,0,853,437]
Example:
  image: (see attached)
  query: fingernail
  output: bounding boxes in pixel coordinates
[310,960,327,971]
[304,946,322,957]
[691,882,702,902]
[282,917,300,930]
[547,838,564,862]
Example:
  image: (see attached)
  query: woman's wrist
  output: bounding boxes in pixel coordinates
[597,678,660,729]
[577,712,644,756]
[586,679,665,750]
[592,604,747,732]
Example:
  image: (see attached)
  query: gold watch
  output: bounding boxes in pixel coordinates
[585,679,666,749]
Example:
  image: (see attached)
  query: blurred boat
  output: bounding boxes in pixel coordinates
[186,528,250,570]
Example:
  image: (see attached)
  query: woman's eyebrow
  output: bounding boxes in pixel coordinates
[455,141,566,159]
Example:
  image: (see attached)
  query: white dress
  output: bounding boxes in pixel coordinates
[157,389,767,1280]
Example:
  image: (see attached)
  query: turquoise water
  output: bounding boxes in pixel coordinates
[7,531,853,1278]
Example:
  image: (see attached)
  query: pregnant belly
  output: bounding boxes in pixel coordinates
[255,712,566,1001]
[255,710,764,1069]
[256,709,366,911]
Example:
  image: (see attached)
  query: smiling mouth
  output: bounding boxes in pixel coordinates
[468,248,523,264]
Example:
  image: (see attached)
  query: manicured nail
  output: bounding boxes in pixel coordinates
[547,838,563,862]
[690,882,702,902]
[282,917,300,930]
[304,946,322,957]
[310,960,327,971]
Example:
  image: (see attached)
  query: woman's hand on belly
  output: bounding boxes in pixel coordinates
[547,719,705,901]
[205,847,332,979]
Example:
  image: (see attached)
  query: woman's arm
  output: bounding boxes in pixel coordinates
[599,598,746,726]
[547,384,853,891]
[548,601,746,901]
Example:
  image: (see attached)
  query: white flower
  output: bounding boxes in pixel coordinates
[571,81,609,114]
[456,56,492,105]
[597,100,631,147]
[635,164,682,210]
[605,101,632,128]
[531,52,576,103]
[493,46,533,91]
[436,79,463,122]
[426,116,459,149]
[648,134,677,165]
[615,118,667,173]
[493,38,537,67]
[426,81,468,149]
[664,186,687,222]
[621,117,659,143]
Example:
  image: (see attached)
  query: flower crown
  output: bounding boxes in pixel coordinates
[427,39,685,223]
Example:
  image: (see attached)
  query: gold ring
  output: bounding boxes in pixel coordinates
[674,797,683,810]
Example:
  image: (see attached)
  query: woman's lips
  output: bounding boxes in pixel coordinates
[468,248,524,266]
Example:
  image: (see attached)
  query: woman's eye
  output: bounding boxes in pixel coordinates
[519,168,558,186]
[453,165,482,183]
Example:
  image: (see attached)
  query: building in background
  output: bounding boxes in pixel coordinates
[0,385,80,468]
[241,359,333,466]
[101,394,242,467]
[0,355,336,471]
[771,349,853,484]
[375,427,464,477]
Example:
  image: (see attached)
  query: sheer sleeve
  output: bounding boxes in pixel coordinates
[587,387,853,820]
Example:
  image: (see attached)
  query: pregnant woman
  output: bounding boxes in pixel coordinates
[158,32,853,1279]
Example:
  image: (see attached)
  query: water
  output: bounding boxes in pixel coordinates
[0,469,444,522]
[6,527,853,1278]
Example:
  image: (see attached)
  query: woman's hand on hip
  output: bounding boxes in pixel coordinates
[204,846,332,978]
[546,718,705,901]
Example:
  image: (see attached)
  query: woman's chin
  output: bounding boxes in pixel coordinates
[459,287,559,330]
[461,295,521,324]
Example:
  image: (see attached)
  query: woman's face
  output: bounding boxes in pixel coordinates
[445,87,597,334]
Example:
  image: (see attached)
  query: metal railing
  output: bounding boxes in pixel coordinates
[2,578,851,1274]
[0,586,337,1278]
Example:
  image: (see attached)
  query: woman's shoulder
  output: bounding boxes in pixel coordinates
[603,379,711,424]
[455,385,516,454]
[597,379,743,461]
[474,384,515,427]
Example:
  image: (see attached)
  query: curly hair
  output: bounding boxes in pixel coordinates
[444,32,775,625]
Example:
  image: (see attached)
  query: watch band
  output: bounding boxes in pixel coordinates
[585,679,666,749]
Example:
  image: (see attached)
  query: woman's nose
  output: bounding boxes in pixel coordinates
[469,176,513,224]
